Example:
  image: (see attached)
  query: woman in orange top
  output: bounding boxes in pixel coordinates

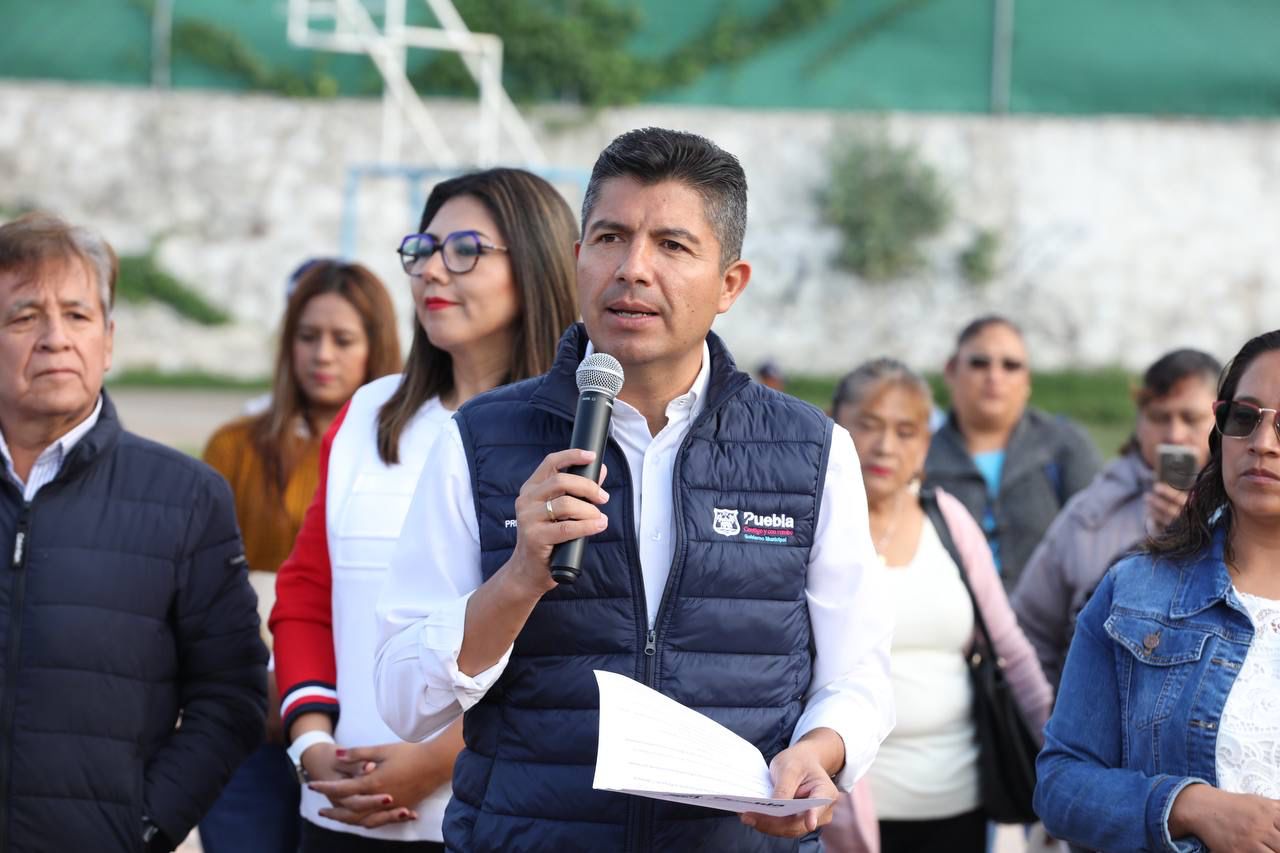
[199,260,401,853]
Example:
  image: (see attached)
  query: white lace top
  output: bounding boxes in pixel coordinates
[1216,590,1280,797]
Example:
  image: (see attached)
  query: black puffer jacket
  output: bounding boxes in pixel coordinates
[0,394,268,852]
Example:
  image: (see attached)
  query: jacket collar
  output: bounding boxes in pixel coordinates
[0,392,121,501]
[1076,451,1152,530]
[933,407,1062,481]
[931,409,1033,477]
[59,390,122,479]
[1169,525,1235,619]
[528,323,751,422]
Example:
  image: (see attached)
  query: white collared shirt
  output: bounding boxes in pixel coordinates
[374,344,894,790]
[0,397,104,502]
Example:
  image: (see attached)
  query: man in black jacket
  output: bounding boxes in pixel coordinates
[0,213,268,852]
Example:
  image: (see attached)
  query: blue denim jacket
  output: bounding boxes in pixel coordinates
[1035,527,1254,852]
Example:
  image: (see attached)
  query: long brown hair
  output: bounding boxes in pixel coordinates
[1146,330,1280,563]
[376,168,578,464]
[253,260,401,492]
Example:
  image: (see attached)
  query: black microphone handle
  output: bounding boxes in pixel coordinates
[550,391,614,584]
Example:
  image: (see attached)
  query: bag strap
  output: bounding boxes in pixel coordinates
[920,487,996,655]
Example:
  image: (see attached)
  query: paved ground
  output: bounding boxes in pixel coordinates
[112,386,1033,853]
[109,387,260,454]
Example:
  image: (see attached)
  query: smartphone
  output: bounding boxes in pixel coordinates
[1156,444,1199,491]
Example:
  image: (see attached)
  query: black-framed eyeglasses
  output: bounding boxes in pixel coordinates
[1213,400,1280,441]
[965,354,1025,373]
[397,231,508,275]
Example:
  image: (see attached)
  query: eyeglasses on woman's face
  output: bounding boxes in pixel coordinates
[1213,399,1280,442]
[397,231,508,275]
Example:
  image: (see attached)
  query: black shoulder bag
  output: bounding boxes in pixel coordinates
[920,487,1040,824]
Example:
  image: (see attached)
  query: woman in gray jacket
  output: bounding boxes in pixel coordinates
[923,317,1103,591]
[1010,348,1221,690]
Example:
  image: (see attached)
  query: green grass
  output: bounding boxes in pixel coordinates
[788,369,1137,459]
[117,253,231,326]
[107,367,1138,458]
[107,368,270,390]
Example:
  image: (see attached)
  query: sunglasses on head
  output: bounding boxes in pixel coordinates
[965,354,1025,373]
[1213,400,1280,441]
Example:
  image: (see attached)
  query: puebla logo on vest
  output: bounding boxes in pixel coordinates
[712,508,741,536]
[712,507,795,544]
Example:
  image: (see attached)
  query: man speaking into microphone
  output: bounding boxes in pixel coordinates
[374,128,894,852]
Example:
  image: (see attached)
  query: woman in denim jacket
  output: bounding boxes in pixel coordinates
[1036,329,1280,852]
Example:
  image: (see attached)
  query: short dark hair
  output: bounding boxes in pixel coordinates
[1119,347,1222,456]
[954,314,1023,353]
[1135,348,1222,407]
[1147,329,1280,563]
[581,127,748,269]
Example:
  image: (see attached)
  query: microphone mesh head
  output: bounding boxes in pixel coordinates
[576,352,625,398]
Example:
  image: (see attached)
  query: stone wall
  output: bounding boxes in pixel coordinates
[3,80,1278,377]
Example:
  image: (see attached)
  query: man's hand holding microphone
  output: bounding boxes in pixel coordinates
[457,354,622,676]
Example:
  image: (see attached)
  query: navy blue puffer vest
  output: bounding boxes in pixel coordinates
[446,324,834,853]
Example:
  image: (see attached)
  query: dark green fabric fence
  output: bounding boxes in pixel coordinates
[3,0,1277,116]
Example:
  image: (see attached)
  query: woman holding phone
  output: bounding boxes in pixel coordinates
[1036,329,1280,851]
[1012,348,1221,690]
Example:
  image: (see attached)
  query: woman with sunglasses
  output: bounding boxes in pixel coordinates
[1036,329,1280,852]
[924,315,1101,591]
[270,169,578,852]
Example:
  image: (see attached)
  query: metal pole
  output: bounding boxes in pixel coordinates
[151,0,173,88]
[990,0,1015,114]
[382,0,407,163]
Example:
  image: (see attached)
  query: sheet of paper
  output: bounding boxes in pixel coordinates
[592,670,833,817]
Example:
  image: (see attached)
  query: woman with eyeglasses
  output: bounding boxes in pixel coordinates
[1036,329,1280,852]
[821,359,1050,853]
[270,169,578,852]
[197,260,401,853]
[924,315,1101,591]
[1012,348,1222,692]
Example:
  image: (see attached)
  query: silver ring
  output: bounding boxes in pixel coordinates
[545,499,557,523]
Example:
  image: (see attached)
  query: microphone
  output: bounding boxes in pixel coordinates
[550,352,625,585]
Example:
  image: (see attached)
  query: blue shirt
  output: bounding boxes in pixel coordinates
[972,450,1005,572]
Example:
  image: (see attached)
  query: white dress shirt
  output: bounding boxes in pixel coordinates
[0,397,103,502]
[375,343,894,791]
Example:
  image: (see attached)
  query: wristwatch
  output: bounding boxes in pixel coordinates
[287,730,336,784]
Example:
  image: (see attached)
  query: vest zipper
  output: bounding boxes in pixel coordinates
[608,440,649,853]
[0,502,33,851]
[628,383,746,853]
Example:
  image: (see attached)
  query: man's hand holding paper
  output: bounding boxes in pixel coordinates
[741,728,843,837]
[592,671,835,830]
